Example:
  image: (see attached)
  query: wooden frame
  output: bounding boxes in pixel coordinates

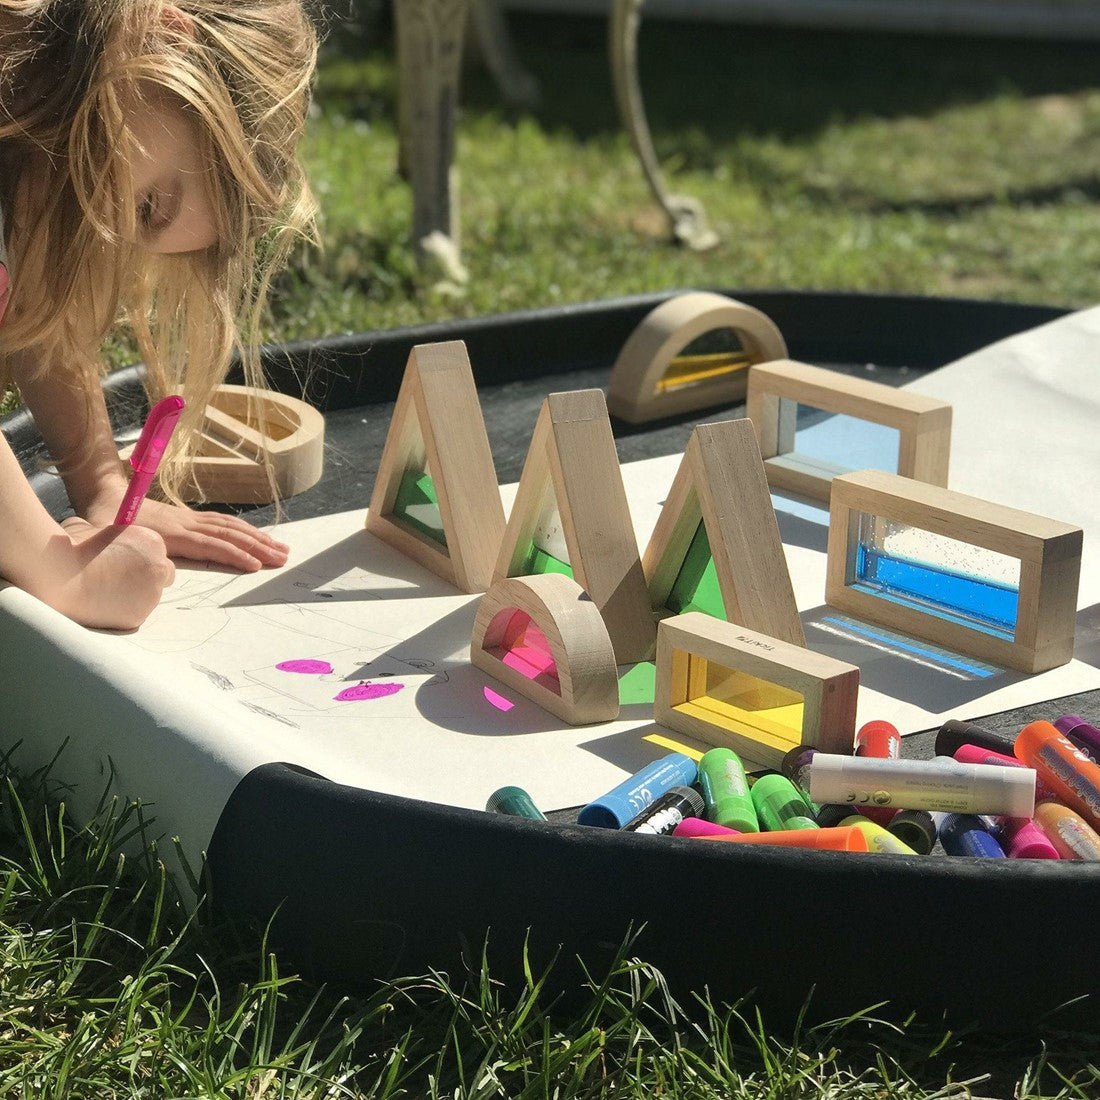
[128,385,325,505]
[642,418,806,647]
[655,612,859,770]
[606,292,787,424]
[825,470,1083,674]
[746,358,953,501]
[471,573,619,725]
[366,341,505,593]
[493,389,656,664]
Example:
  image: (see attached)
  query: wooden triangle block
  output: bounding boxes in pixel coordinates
[493,389,656,664]
[642,418,806,647]
[367,341,505,593]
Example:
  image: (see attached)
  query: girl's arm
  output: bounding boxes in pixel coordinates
[0,429,174,629]
[16,361,289,573]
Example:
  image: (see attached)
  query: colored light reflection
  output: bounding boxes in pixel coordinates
[483,686,515,711]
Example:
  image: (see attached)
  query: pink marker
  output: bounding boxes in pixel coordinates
[998,818,1060,860]
[672,817,740,838]
[114,395,185,526]
[954,743,1057,802]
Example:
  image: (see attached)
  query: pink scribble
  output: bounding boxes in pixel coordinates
[483,686,515,712]
[277,659,334,675]
[334,681,405,702]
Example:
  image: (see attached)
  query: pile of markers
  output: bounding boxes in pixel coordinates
[487,714,1100,859]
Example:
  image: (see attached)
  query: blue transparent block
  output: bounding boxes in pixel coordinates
[850,513,1020,639]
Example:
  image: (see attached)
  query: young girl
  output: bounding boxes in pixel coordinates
[0,0,320,629]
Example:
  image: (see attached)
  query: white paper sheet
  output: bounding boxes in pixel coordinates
[2,307,1098,870]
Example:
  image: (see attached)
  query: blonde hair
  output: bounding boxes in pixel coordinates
[0,0,319,502]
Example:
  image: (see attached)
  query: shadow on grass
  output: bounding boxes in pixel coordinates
[322,11,1100,148]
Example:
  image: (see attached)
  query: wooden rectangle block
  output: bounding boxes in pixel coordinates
[746,359,952,500]
[825,470,1083,673]
[654,612,859,770]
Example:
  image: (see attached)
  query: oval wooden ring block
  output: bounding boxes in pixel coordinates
[606,291,787,424]
[471,573,620,726]
[181,385,325,505]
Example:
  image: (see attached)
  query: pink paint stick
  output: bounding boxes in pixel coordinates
[672,817,740,838]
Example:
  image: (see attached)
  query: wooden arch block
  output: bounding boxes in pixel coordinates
[642,418,805,647]
[493,389,656,664]
[125,384,326,505]
[606,291,787,424]
[746,358,953,501]
[367,341,505,593]
[655,612,859,770]
[471,573,620,725]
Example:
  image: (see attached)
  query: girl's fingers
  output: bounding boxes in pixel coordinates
[190,511,288,546]
[174,512,290,566]
[165,529,266,572]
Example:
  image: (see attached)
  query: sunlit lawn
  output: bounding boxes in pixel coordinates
[271,10,1100,344]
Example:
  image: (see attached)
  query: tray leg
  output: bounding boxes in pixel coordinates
[610,0,720,251]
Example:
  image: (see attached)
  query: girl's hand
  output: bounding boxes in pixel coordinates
[59,518,176,631]
[84,496,290,573]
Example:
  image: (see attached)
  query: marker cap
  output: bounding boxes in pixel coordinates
[814,803,855,829]
[698,748,758,832]
[938,813,1006,858]
[486,785,546,821]
[840,816,919,855]
[855,720,901,759]
[1054,714,1100,761]
[624,786,705,834]
[750,772,818,832]
[999,818,1059,860]
[780,745,820,813]
[935,719,1016,759]
[885,808,937,855]
[577,752,698,828]
[850,724,903,819]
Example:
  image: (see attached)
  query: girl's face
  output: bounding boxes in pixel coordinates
[126,87,218,254]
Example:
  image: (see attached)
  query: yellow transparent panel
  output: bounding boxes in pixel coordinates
[674,655,805,752]
[656,328,752,393]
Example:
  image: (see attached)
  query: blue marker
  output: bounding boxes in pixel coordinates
[938,813,1006,858]
[577,753,698,828]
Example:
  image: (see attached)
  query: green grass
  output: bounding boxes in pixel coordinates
[9,745,1100,1100]
[264,12,1100,345]
[4,749,1100,1100]
[7,12,1100,1097]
